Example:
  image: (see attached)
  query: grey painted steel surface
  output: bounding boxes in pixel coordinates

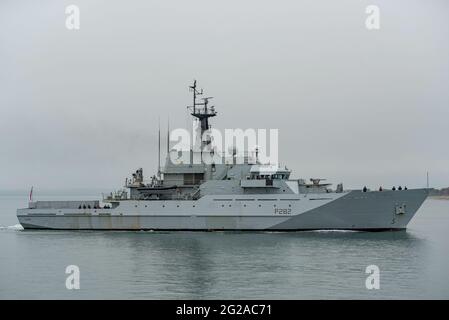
[16,82,429,231]
[17,189,428,230]
[268,189,428,230]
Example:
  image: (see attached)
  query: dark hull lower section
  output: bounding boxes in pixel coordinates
[18,225,406,232]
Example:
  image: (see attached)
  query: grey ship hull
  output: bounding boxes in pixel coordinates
[17,189,428,231]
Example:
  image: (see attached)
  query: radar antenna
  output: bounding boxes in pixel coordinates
[187,80,217,135]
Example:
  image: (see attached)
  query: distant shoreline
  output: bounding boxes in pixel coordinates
[430,196,449,200]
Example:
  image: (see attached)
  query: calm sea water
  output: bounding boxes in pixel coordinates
[1,190,448,299]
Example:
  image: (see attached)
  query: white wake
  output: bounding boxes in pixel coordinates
[0,224,24,230]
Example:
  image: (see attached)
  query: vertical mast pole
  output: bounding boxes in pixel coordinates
[167,117,170,154]
[158,117,161,178]
[193,80,196,114]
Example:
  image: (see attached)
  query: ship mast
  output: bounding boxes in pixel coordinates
[157,117,161,178]
[188,80,217,137]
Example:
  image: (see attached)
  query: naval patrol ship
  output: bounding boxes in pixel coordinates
[17,81,429,231]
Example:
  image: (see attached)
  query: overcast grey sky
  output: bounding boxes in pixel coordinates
[0,0,448,191]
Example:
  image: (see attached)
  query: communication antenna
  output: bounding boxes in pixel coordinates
[188,80,217,134]
[158,117,161,178]
[189,80,203,114]
[167,116,170,154]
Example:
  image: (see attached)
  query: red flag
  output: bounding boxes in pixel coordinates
[29,186,33,202]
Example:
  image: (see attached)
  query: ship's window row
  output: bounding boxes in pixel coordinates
[140,203,294,208]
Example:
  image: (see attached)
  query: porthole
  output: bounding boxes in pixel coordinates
[258,204,261,207]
